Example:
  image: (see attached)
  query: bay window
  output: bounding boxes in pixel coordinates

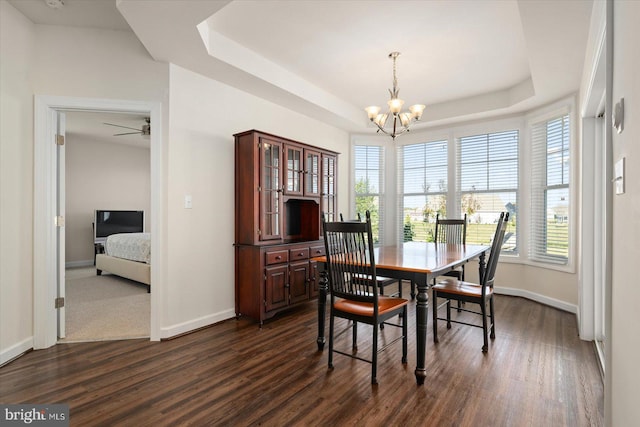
[399,140,448,242]
[457,130,518,253]
[354,145,384,243]
[530,114,571,264]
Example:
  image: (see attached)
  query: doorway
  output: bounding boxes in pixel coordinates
[34,96,162,349]
[61,110,152,342]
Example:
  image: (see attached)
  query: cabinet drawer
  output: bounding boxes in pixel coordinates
[289,248,309,261]
[265,250,288,265]
[309,245,325,258]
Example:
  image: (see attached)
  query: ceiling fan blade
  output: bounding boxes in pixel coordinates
[104,122,143,132]
[113,131,142,136]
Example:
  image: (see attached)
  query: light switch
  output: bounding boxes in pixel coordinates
[614,158,625,195]
[184,195,192,209]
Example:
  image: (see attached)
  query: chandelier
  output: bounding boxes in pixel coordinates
[365,52,426,140]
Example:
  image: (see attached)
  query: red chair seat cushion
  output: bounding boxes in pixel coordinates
[334,296,408,317]
[433,278,493,297]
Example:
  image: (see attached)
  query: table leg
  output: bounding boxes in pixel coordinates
[414,275,428,385]
[317,269,328,351]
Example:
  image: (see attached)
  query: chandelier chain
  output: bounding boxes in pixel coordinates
[392,54,398,93]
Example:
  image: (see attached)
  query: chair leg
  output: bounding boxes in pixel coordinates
[481,300,489,353]
[432,291,439,343]
[402,307,408,363]
[378,284,388,328]
[459,270,466,312]
[398,281,403,318]
[372,322,378,385]
[489,295,496,339]
[328,311,335,369]
[446,300,452,329]
[352,321,358,350]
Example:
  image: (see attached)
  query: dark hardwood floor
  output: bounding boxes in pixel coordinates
[0,288,604,426]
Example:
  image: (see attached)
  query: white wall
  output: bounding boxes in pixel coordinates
[163,64,349,334]
[0,0,36,363]
[65,136,150,264]
[0,2,351,359]
[0,1,169,364]
[611,0,640,424]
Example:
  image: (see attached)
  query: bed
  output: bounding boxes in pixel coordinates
[96,232,151,290]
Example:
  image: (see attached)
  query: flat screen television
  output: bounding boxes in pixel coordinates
[94,210,144,243]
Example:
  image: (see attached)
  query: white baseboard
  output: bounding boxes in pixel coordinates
[159,308,236,339]
[66,260,94,269]
[0,337,33,367]
[494,286,577,314]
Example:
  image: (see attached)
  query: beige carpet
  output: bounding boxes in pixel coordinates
[60,267,150,342]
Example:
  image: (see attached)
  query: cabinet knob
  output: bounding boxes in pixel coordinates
[298,252,304,256]
[275,256,282,260]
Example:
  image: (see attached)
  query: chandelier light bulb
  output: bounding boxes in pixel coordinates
[388,98,405,114]
[409,104,426,120]
[365,106,381,120]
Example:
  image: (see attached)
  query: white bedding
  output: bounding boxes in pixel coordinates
[105,232,151,264]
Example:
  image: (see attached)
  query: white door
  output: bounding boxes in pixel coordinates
[57,112,66,339]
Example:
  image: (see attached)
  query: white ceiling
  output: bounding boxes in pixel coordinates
[8,0,131,30]
[10,0,594,135]
[65,111,150,149]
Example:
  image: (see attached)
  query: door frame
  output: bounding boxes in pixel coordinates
[578,13,607,343]
[57,111,66,338]
[34,95,163,349]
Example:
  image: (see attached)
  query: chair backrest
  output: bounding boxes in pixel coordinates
[323,211,379,306]
[482,212,510,288]
[434,214,467,244]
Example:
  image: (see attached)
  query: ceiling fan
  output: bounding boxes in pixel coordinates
[104,117,151,136]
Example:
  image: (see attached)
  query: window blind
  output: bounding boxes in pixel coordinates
[354,145,384,244]
[397,140,448,243]
[530,114,570,264]
[456,130,518,252]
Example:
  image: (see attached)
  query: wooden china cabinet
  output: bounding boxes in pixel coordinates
[234,130,338,324]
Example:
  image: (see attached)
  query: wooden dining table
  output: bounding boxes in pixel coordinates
[314,241,490,385]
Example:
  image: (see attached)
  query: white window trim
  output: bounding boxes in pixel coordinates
[524,97,577,274]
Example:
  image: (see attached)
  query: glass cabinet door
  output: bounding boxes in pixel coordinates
[321,153,337,222]
[285,145,303,195]
[260,138,283,240]
[305,149,321,197]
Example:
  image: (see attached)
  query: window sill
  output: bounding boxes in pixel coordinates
[499,255,575,274]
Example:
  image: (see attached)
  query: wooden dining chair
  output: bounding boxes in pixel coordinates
[434,213,467,310]
[432,212,509,352]
[408,214,468,300]
[323,211,408,384]
[339,213,402,298]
